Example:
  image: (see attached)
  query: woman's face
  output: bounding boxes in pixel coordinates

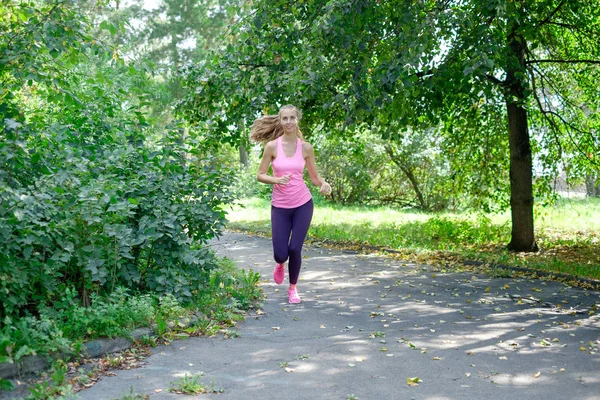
[280,108,298,134]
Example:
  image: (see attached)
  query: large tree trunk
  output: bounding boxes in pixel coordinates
[586,173,600,197]
[505,25,538,252]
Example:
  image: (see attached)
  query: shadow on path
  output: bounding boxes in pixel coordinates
[78,231,599,400]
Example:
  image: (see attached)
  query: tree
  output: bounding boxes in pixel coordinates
[178,0,600,252]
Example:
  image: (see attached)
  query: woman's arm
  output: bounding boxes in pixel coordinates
[257,141,291,185]
[303,142,331,195]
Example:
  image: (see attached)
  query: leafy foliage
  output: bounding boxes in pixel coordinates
[0,1,235,321]
[177,0,600,251]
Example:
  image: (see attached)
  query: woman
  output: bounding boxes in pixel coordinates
[251,105,331,304]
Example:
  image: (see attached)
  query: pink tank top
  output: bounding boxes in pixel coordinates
[271,137,312,208]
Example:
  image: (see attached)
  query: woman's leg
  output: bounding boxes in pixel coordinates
[287,199,314,285]
[271,205,293,264]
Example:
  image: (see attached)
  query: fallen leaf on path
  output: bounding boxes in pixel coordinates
[533,371,541,378]
[406,377,421,386]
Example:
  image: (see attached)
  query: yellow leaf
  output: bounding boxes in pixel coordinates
[406,377,421,386]
[484,286,491,293]
[533,371,541,378]
[580,346,587,351]
[433,357,441,361]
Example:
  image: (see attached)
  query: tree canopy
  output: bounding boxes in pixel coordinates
[177,0,600,251]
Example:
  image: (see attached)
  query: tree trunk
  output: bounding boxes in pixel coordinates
[239,121,249,167]
[505,26,538,252]
[239,144,249,166]
[586,173,600,197]
[384,145,428,210]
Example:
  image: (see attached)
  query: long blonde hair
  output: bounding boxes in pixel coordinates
[250,104,304,143]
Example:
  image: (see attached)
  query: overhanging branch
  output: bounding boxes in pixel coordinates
[526,59,600,65]
[485,74,505,86]
[537,0,567,27]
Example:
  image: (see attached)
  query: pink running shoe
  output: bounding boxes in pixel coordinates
[273,263,285,284]
[288,287,301,304]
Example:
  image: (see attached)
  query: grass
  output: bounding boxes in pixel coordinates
[1,257,263,397]
[225,197,600,284]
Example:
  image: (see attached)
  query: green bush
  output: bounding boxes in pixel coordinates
[0,4,235,320]
[0,120,234,320]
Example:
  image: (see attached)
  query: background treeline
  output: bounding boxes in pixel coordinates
[177,0,600,253]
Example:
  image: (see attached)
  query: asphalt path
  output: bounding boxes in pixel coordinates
[77,231,599,400]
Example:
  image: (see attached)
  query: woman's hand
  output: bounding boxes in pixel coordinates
[277,174,291,185]
[320,181,331,195]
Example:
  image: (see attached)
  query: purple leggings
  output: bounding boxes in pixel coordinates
[271,199,314,285]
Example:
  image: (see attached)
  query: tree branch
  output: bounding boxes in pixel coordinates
[526,59,600,65]
[545,21,578,29]
[537,0,567,27]
[485,74,505,86]
[531,65,600,168]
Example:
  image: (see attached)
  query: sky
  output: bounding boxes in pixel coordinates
[123,0,160,11]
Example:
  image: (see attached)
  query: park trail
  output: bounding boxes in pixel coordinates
[76,231,599,400]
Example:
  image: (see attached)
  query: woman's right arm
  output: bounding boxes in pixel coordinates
[257,141,290,185]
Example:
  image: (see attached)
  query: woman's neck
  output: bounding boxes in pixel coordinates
[282,131,297,141]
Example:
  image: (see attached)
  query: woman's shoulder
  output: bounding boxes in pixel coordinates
[302,141,314,152]
[263,139,277,156]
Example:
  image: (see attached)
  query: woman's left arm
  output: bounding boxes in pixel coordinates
[304,142,331,195]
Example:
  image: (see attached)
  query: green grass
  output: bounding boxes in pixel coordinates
[225,197,600,283]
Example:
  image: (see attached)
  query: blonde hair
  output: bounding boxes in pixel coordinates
[250,104,304,143]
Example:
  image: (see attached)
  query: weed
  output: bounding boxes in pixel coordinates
[26,360,74,400]
[168,373,207,395]
[113,387,149,400]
